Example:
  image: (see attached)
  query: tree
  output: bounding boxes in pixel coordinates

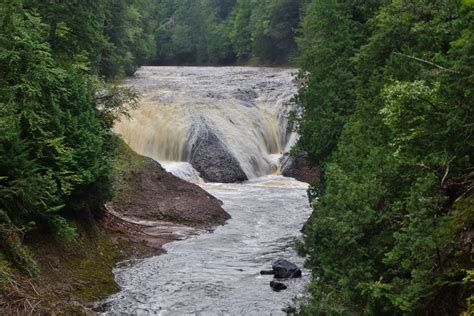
[252,0,300,63]
[297,0,474,314]
[294,0,365,164]
[228,0,253,60]
[0,0,138,275]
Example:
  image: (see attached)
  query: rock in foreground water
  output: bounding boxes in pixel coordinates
[272,259,302,279]
[270,281,288,291]
[260,270,274,275]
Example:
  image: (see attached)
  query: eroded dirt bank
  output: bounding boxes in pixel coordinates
[0,139,229,314]
[100,139,230,256]
[110,139,229,228]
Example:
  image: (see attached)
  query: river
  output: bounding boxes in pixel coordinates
[100,67,312,314]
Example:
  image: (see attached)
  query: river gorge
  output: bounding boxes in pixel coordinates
[101,67,313,314]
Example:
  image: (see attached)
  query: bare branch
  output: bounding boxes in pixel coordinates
[393,52,460,74]
[441,164,450,186]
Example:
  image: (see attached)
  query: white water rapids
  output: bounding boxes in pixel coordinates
[101,67,312,315]
[114,66,298,182]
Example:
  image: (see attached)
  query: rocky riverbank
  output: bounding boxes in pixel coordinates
[109,138,230,227]
[100,138,230,256]
[281,153,321,184]
[0,139,230,314]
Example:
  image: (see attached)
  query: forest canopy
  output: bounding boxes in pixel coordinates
[295,0,474,314]
[152,0,301,65]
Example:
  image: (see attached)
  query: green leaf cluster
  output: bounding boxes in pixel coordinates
[24,0,160,78]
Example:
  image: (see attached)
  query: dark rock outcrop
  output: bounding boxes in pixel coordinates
[280,154,320,184]
[270,281,287,292]
[272,259,302,279]
[190,129,247,183]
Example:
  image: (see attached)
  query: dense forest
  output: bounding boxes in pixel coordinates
[0,0,148,280]
[152,0,301,64]
[0,0,473,314]
[295,0,473,314]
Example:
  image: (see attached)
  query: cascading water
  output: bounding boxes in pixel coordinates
[100,67,312,315]
[114,66,298,182]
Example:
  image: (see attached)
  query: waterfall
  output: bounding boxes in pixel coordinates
[114,66,298,183]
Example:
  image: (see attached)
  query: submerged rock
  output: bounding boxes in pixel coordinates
[270,281,287,291]
[272,259,302,279]
[190,128,247,183]
[233,88,258,106]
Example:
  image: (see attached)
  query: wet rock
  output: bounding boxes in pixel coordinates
[260,270,275,275]
[190,128,248,183]
[270,281,287,292]
[272,259,302,279]
[280,154,320,184]
[233,88,258,106]
[205,91,225,99]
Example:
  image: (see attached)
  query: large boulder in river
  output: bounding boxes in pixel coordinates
[190,128,247,183]
[272,259,302,279]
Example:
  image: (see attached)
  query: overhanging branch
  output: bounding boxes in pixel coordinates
[393,52,460,74]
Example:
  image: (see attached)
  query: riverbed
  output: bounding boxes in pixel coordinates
[101,66,312,314]
[99,175,311,315]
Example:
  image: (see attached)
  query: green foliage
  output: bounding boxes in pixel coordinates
[154,0,301,65]
[0,210,39,278]
[93,78,140,130]
[100,0,159,77]
[0,0,139,276]
[297,0,474,314]
[228,0,252,60]
[24,0,159,78]
[293,0,366,163]
[251,0,301,63]
[1,0,71,236]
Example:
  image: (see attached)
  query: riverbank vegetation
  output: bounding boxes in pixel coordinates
[0,0,150,311]
[295,0,473,314]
